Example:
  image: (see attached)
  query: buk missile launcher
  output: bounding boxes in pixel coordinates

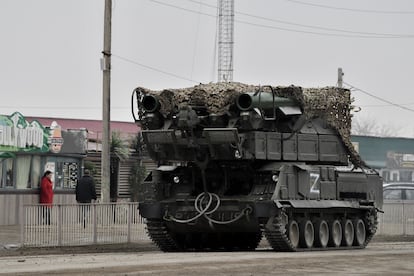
[132,82,382,252]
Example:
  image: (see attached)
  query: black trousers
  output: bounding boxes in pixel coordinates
[78,202,91,228]
[42,206,51,225]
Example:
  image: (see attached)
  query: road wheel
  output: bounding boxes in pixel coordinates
[353,219,366,246]
[287,220,300,248]
[314,219,329,248]
[328,220,342,247]
[299,219,314,248]
[342,219,354,246]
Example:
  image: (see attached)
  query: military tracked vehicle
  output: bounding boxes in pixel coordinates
[132,82,383,252]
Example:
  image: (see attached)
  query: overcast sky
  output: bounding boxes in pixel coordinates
[1,0,414,136]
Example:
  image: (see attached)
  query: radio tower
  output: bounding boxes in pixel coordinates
[218,0,234,82]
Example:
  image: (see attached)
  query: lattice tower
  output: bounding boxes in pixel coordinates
[218,0,234,82]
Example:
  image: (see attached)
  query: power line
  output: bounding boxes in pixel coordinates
[189,0,203,83]
[186,0,414,38]
[284,0,414,15]
[344,81,414,113]
[112,54,199,83]
[235,18,403,39]
[150,0,216,19]
[359,103,414,108]
[149,0,414,39]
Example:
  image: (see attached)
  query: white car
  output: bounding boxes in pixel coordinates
[383,182,414,200]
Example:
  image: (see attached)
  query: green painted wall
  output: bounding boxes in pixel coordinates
[351,135,414,169]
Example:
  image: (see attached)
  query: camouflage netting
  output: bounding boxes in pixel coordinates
[135,82,366,168]
[136,82,257,116]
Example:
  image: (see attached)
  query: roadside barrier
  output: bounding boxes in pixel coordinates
[377,200,414,236]
[22,203,149,247]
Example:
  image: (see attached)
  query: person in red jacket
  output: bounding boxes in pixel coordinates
[40,170,54,224]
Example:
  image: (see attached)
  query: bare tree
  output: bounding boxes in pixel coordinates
[351,116,400,137]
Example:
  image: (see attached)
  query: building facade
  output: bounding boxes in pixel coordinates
[0,112,141,225]
[0,112,89,225]
[352,135,414,183]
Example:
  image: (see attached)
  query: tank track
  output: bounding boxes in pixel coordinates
[146,218,262,252]
[146,208,377,252]
[262,215,297,252]
[263,209,377,252]
[146,219,181,252]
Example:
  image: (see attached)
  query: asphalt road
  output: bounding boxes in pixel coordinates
[1,242,414,275]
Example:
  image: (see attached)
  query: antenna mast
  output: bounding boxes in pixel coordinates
[218,0,234,82]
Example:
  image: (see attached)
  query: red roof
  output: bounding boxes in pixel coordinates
[25,116,140,141]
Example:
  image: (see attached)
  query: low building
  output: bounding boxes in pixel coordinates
[27,116,142,200]
[0,112,141,225]
[352,135,414,183]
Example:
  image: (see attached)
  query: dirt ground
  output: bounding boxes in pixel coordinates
[1,239,414,275]
[1,233,413,257]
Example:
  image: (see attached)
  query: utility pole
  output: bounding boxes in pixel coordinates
[101,0,112,202]
[337,67,344,88]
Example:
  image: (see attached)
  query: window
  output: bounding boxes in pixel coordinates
[0,160,3,187]
[400,171,413,182]
[5,158,14,187]
[49,158,80,189]
[381,171,390,182]
[1,155,44,189]
[383,189,402,200]
[30,156,41,188]
[405,190,414,200]
[391,171,400,182]
[63,162,79,189]
[1,155,81,189]
[16,156,31,189]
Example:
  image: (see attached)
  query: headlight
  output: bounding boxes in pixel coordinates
[272,174,279,182]
[173,176,180,184]
[235,150,242,159]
